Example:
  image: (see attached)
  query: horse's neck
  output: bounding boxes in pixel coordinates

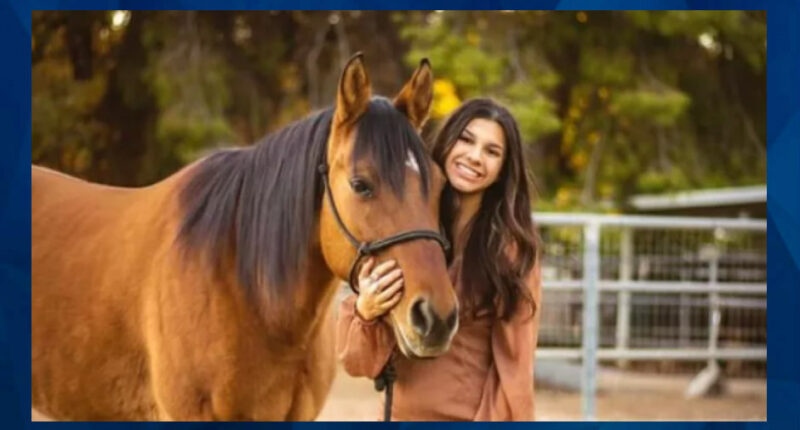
[255,246,338,347]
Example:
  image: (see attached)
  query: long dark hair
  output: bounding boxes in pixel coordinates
[431,98,539,321]
[176,98,430,303]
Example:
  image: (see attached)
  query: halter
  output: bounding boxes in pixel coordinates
[318,162,450,294]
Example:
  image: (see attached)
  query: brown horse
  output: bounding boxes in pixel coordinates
[32,54,459,421]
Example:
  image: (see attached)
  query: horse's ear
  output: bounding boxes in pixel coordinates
[394,58,434,130]
[335,52,371,127]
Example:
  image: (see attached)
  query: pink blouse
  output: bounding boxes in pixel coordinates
[336,258,542,421]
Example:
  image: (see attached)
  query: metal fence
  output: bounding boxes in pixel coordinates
[534,213,767,419]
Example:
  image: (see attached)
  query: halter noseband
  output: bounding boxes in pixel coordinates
[318,162,450,294]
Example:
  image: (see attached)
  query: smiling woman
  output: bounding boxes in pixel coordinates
[444,117,507,195]
[336,98,542,421]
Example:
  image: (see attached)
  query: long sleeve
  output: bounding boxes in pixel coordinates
[474,261,543,421]
[335,293,397,379]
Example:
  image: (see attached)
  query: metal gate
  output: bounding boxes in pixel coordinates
[535,213,767,419]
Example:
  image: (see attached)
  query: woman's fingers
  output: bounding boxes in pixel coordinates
[370,259,398,280]
[357,270,403,319]
[356,259,401,298]
[373,268,402,292]
[358,257,376,281]
[377,278,403,302]
[381,291,403,310]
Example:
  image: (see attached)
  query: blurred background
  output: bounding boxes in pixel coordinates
[32,10,766,211]
[31,11,766,421]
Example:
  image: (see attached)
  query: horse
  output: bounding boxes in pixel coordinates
[31,53,459,421]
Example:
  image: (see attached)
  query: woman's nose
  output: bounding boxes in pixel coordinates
[466,147,482,165]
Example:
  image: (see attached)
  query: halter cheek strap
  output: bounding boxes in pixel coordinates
[318,162,450,294]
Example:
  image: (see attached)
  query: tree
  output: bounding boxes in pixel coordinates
[32,11,766,210]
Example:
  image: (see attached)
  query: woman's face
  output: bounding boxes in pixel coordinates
[444,118,506,195]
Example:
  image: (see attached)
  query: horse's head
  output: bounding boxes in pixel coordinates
[319,54,458,358]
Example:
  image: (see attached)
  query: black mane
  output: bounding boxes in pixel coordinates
[176,97,430,300]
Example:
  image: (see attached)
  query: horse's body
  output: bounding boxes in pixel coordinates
[32,55,458,420]
[32,164,337,420]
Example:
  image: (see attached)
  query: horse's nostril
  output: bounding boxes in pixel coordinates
[445,308,458,332]
[410,298,432,337]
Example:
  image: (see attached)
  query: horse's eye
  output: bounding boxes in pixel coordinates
[350,178,373,197]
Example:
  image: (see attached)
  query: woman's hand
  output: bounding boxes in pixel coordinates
[354,257,404,321]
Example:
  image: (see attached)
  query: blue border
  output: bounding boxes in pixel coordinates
[5,1,796,428]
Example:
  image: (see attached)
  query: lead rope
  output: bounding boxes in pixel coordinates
[373,354,396,421]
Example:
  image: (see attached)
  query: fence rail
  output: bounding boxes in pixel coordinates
[538,347,767,361]
[535,212,768,230]
[544,280,766,294]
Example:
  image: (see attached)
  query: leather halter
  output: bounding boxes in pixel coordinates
[318,162,450,294]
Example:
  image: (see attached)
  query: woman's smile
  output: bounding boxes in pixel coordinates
[454,161,483,180]
[444,118,506,194]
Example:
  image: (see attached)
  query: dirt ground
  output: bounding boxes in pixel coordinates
[33,365,766,421]
[317,365,767,421]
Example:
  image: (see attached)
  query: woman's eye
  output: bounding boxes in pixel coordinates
[350,178,373,197]
[459,135,473,144]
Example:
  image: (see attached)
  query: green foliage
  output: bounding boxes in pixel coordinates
[503,82,562,143]
[580,48,634,86]
[612,89,690,127]
[149,44,233,163]
[31,11,766,209]
[400,12,562,144]
[627,10,766,71]
[143,13,235,169]
[401,15,505,95]
[637,166,692,194]
[31,19,111,177]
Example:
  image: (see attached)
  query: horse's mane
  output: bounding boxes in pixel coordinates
[176,97,431,301]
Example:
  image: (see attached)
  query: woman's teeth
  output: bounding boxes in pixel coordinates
[456,162,481,178]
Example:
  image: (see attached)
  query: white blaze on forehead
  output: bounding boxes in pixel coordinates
[405,150,420,174]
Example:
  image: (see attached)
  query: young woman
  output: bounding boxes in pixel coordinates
[336,98,541,421]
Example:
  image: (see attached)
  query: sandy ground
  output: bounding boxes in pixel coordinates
[317,364,767,421]
[33,365,766,421]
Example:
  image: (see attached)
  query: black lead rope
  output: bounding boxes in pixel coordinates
[373,358,397,421]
